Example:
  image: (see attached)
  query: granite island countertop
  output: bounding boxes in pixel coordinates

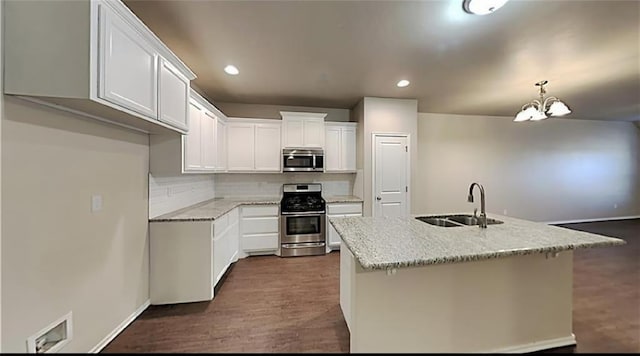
[150,195,363,222]
[329,213,626,271]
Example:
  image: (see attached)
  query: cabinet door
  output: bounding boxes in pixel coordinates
[201,111,217,171]
[227,123,255,171]
[184,102,202,170]
[158,58,189,131]
[303,118,325,148]
[341,126,357,171]
[255,123,282,171]
[325,126,341,172]
[213,231,226,286]
[216,119,228,172]
[327,216,343,248]
[283,118,304,148]
[99,5,158,118]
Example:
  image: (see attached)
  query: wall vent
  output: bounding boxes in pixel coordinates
[26,312,73,353]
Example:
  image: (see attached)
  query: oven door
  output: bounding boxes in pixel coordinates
[280,214,326,243]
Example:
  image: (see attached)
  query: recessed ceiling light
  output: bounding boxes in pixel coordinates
[462,0,509,15]
[224,65,239,75]
[397,80,410,88]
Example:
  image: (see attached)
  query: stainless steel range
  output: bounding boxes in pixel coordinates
[279,183,326,257]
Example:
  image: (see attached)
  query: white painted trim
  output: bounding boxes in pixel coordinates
[89,300,150,353]
[16,96,151,135]
[487,334,576,353]
[280,111,328,119]
[371,133,411,218]
[546,215,640,225]
[226,117,283,125]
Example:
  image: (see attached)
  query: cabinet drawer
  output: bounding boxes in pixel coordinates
[242,216,279,234]
[241,233,279,252]
[327,203,363,215]
[242,205,279,217]
[213,214,229,235]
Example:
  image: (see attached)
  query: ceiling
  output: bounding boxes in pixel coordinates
[124,0,640,121]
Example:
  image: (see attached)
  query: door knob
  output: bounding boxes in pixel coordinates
[376,196,382,201]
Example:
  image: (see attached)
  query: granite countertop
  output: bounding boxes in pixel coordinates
[325,195,363,204]
[329,213,626,271]
[150,195,363,222]
[150,197,280,222]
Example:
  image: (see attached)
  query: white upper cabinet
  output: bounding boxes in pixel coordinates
[227,122,255,172]
[227,119,282,173]
[158,58,190,131]
[150,90,228,175]
[201,111,217,171]
[215,119,228,172]
[3,0,195,134]
[281,112,327,149]
[325,122,357,172]
[255,123,282,171]
[184,102,203,171]
[99,4,158,119]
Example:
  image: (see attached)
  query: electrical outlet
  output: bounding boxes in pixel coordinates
[167,187,172,197]
[614,203,618,209]
[91,195,102,212]
[503,209,508,216]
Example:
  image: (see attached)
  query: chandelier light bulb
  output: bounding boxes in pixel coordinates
[463,0,510,15]
[514,80,571,123]
[548,101,571,116]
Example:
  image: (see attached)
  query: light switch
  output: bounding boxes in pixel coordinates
[91,195,103,212]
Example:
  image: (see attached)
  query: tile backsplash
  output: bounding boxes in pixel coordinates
[214,173,355,198]
[149,174,216,218]
[149,172,356,218]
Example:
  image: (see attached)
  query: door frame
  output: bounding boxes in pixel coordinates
[371,133,411,217]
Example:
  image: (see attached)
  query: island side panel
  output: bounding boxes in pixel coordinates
[340,247,355,332]
[349,252,575,353]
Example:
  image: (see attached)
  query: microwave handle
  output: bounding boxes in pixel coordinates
[313,155,316,168]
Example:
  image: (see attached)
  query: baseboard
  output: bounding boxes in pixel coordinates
[487,334,576,353]
[546,215,640,225]
[89,299,151,353]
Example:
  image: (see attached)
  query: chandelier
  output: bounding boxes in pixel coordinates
[514,80,571,122]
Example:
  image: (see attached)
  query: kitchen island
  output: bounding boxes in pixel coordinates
[329,214,625,353]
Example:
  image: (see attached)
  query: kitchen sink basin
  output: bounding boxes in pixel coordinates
[446,215,504,226]
[415,217,463,227]
[415,214,503,227]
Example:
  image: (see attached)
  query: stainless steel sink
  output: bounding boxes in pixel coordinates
[415,217,463,227]
[447,214,504,226]
[415,214,503,227]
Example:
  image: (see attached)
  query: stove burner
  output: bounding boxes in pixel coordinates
[280,183,325,213]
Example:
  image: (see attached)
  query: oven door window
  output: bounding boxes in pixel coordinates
[284,155,313,169]
[286,216,321,235]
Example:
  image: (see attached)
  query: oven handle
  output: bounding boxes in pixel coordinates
[281,211,326,215]
[282,242,325,249]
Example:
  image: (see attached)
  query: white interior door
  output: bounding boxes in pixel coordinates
[374,135,409,218]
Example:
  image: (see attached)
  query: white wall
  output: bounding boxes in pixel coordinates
[214,173,355,198]
[149,174,215,218]
[1,96,150,352]
[414,113,640,223]
[359,97,418,216]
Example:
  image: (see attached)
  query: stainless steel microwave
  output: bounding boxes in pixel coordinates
[282,148,324,172]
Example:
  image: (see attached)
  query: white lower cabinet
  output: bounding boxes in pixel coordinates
[327,202,363,251]
[239,205,280,256]
[150,208,239,305]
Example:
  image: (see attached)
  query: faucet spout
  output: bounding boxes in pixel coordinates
[468,182,487,228]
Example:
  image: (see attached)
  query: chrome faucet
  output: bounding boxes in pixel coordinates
[467,182,487,228]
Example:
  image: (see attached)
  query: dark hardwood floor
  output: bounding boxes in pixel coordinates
[102,219,639,353]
